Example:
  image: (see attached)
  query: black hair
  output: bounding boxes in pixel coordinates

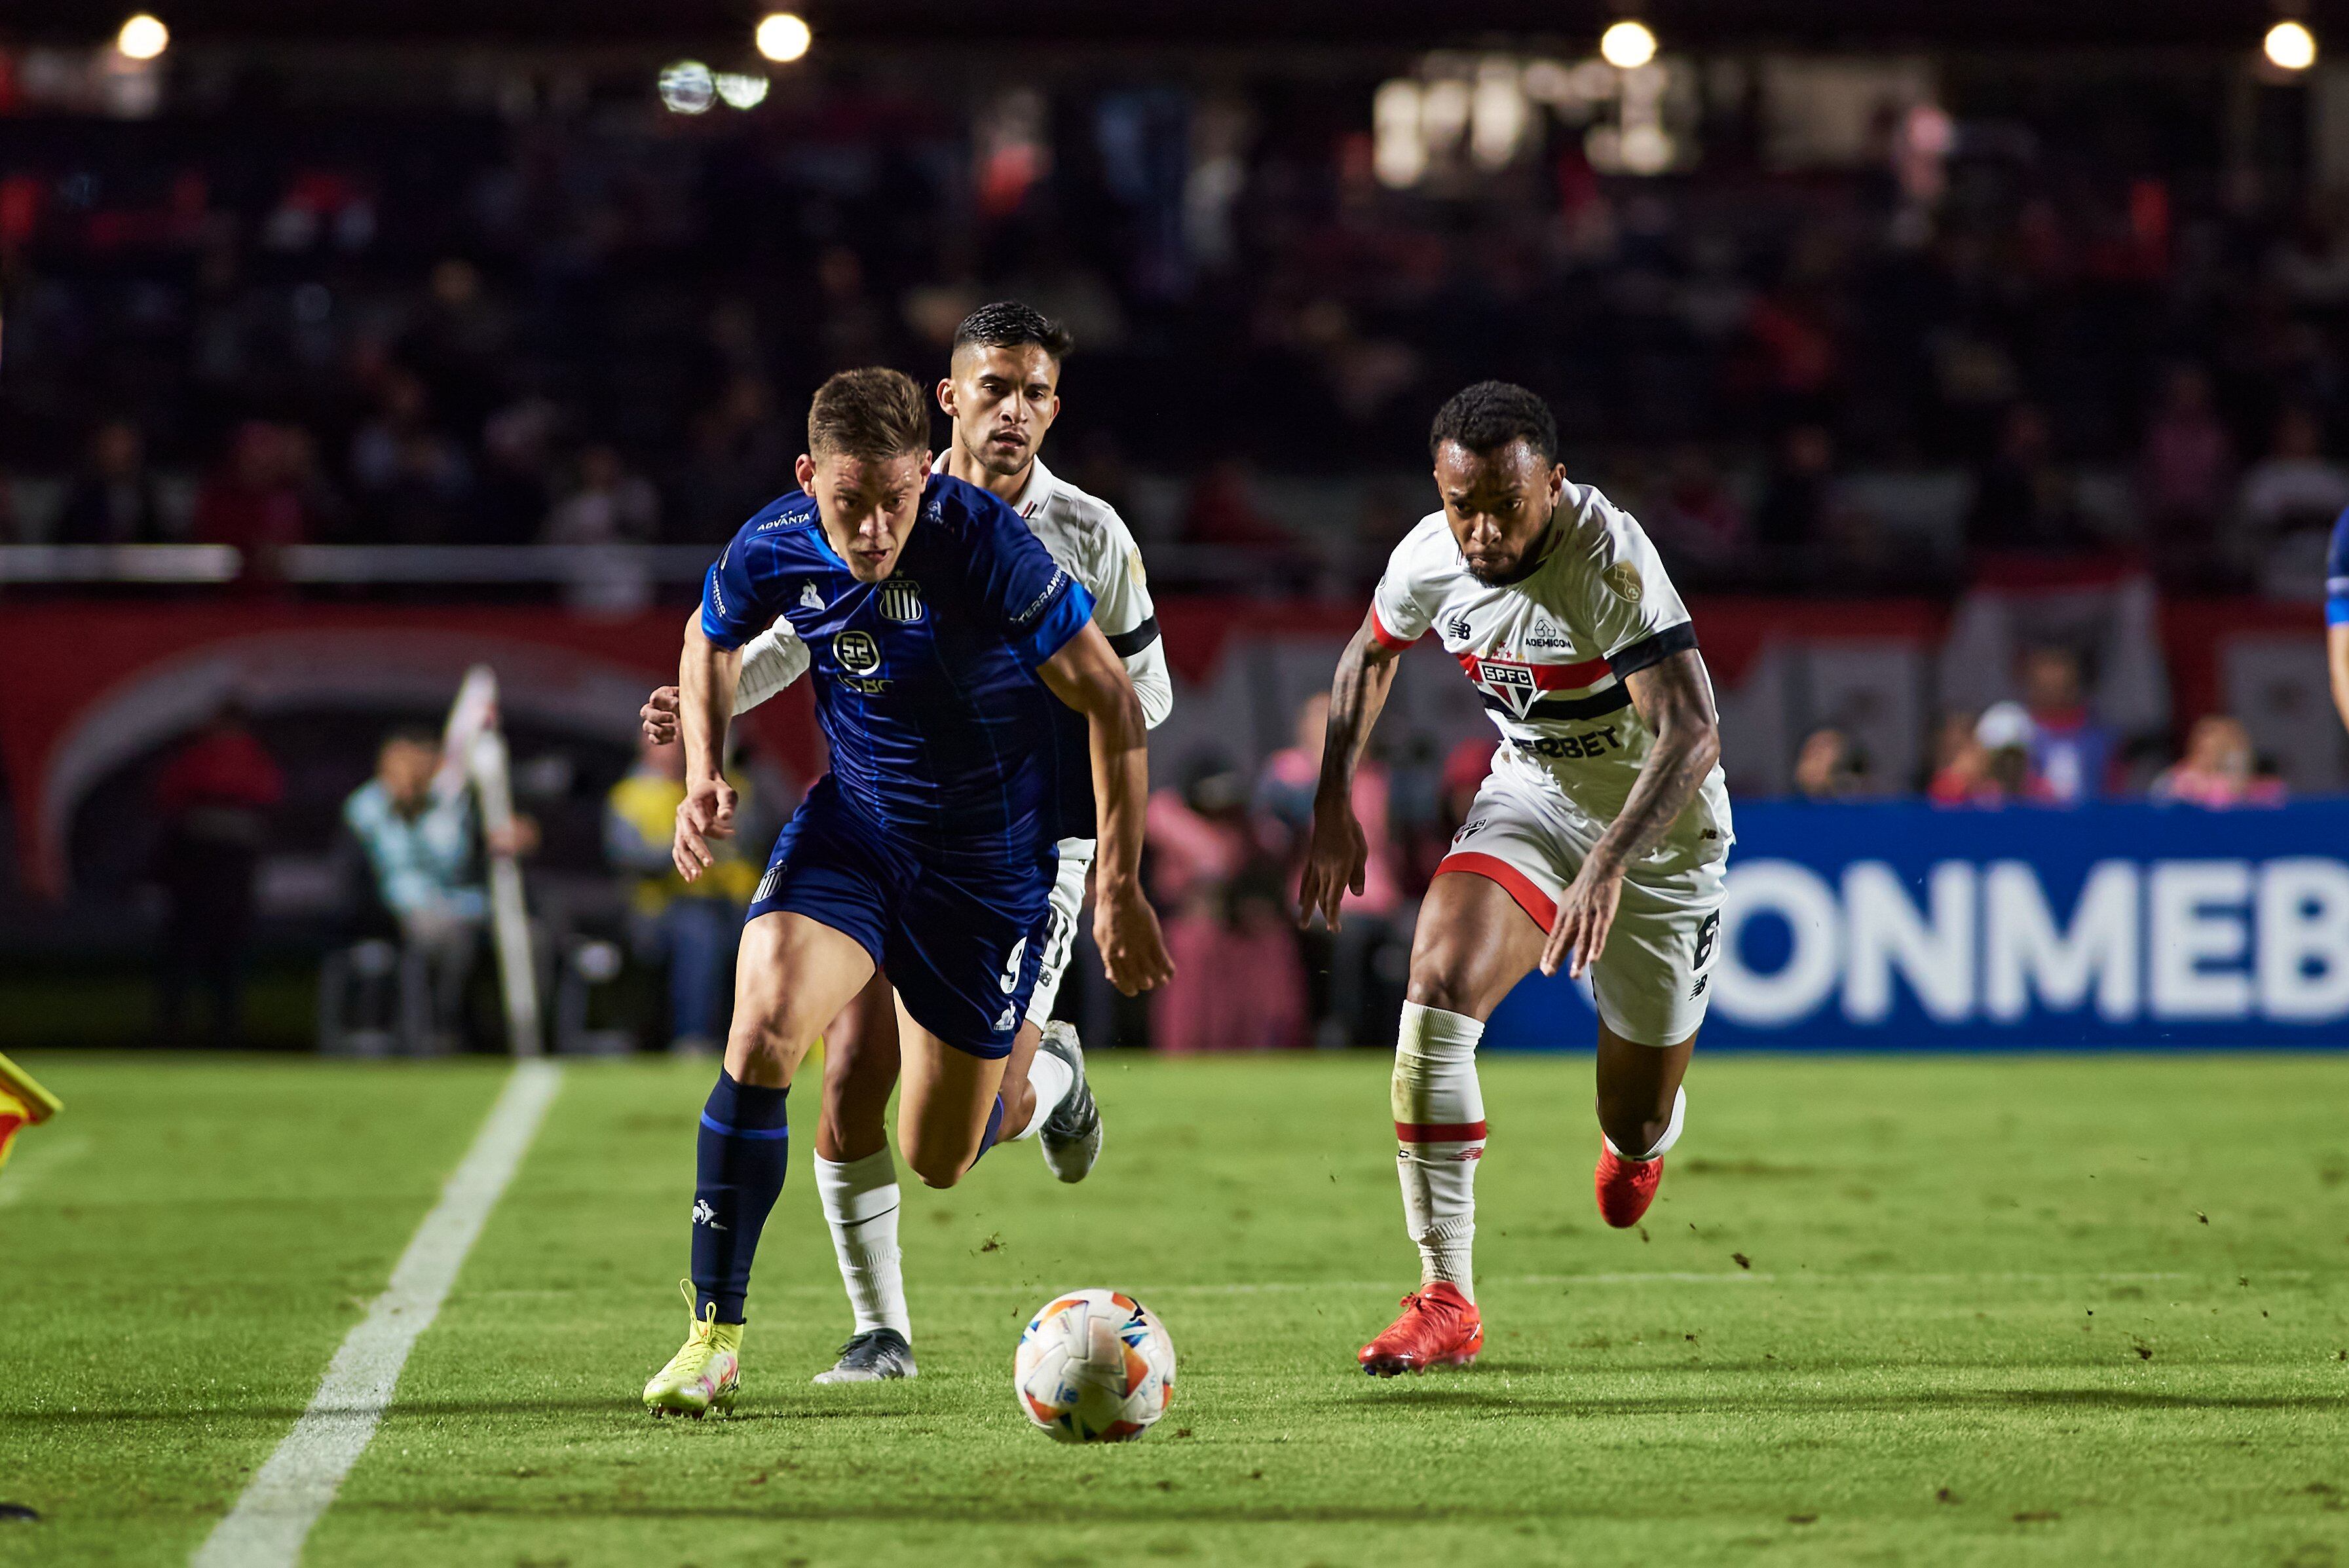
[1428,380,1559,466]
[951,300,1075,364]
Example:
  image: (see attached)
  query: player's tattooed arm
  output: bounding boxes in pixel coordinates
[673,617,745,882]
[1298,609,1406,932]
[1038,622,1176,998]
[1541,646,1721,978]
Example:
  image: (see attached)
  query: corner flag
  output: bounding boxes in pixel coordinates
[0,1051,62,1176]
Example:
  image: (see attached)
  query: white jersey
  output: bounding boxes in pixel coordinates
[731,455,1172,734]
[1372,481,1732,869]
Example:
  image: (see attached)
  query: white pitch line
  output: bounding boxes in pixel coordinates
[0,1132,92,1208]
[193,1060,561,1568]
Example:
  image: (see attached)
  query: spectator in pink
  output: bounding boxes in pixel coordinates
[1144,762,1306,1054]
[2151,715,2286,808]
[1258,690,1406,1046]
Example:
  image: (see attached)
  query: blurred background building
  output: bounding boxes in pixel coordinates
[1,0,2343,1050]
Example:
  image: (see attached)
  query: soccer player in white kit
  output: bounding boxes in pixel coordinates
[643,303,1171,1382]
[1298,382,1732,1375]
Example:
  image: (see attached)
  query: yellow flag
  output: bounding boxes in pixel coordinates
[0,1052,61,1177]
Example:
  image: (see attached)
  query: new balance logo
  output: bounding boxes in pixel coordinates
[800,580,825,611]
[1689,973,1710,999]
[692,1199,727,1230]
[1446,613,1473,643]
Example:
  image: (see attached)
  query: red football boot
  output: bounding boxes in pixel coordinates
[1594,1144,1663,1227]
[1357,1282,1483,1377]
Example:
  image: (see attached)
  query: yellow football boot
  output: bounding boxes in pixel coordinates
[643,1280,742,1419]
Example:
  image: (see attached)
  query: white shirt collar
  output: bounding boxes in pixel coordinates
[931,449,1056,518]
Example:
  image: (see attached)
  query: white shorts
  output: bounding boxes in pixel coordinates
[1438,756,1726,1047]
[1026,836,1092,1031]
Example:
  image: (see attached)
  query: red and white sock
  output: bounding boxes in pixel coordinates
[1393,1001,1486,1303]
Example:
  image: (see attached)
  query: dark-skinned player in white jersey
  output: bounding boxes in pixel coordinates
[1299,382,1733,1375]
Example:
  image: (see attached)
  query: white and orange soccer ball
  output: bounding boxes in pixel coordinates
[1013,1288,1176,1443]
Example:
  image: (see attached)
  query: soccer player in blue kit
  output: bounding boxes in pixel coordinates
[642,367,1173,1417]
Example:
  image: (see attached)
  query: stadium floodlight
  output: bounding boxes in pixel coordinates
[756,12,812,64]
[116,12,169,60]
[1599,20,1657,70]
[2266,19,2318,70]
[658,60,716,115]
[714,72,770,110]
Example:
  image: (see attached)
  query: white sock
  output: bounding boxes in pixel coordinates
[1602,1086,1687,1163]
[1009,1035,1074,1142]
[813,1148,910,1342]
[1393,1001,1486,1303]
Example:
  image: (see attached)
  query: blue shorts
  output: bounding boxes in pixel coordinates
[746,776,1054,1058]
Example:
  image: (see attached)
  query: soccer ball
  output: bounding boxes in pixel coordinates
[1013,1288,1176,1443]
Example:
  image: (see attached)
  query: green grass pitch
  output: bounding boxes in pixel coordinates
[3,1051,2348,1567]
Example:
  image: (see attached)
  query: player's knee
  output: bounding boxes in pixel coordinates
[904,1143,969,1189]
[1404,961,1476,1017]
[726,1011,807,1083]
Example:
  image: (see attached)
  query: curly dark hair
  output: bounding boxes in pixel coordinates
[950,300,1076,363]
[1428,380,1559,465]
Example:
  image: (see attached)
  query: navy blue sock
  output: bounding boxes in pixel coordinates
[690,1072,790,1324]
[964,1093,1008,1171]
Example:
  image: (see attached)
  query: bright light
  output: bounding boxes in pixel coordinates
[714,72,770,110]
[658,60,715,115]
[756,12,812,63]
[2266,19,2317,70]
[1373,79,1427,188]
[1599,20,1657,70]
[116,12,168,60]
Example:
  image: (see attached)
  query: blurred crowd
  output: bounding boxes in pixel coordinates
[1792,643,2287,810]
[4,64,2349,597]
[134,639,2291,1055]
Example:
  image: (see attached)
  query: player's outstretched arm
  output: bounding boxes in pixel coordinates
[1541,646,1722,979]
[674,617,745,882]
[1298,610,1404,932]
[1038,622,1175,998]
[643,620,810,744]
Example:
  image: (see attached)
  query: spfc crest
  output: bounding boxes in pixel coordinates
[1475,658,1541,719]
[879,579,925,623]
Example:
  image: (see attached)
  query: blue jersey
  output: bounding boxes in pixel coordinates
[2329,506,2349,627]
[701,474,1095,862]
